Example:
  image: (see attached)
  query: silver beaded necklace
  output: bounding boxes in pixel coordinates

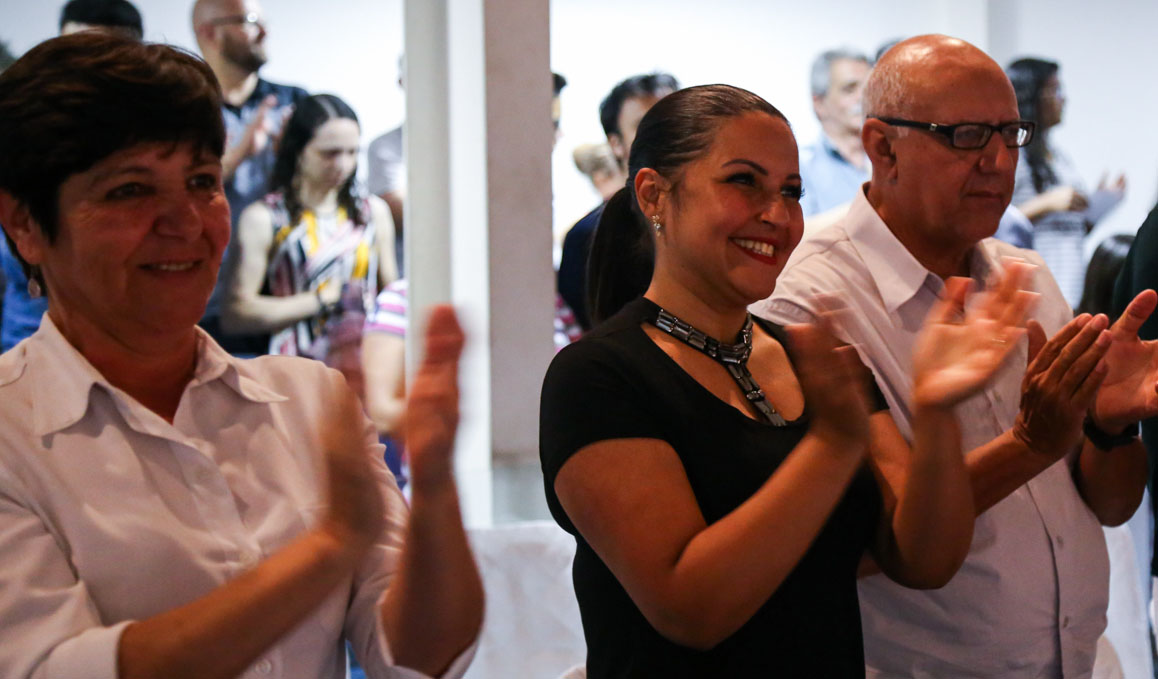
[648,304,788,426]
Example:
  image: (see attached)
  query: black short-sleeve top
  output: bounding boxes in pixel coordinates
[539,297,884,678]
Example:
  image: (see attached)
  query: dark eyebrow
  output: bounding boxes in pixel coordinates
[85,166,153,189]
[721,159,802,183]
[722,159,768,175]
[188,153,222,170]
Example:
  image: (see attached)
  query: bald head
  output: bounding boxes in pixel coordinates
[860,35,1022,277]
[192,0,266,76]
[192,0,229,33]
[864,34,1013,120]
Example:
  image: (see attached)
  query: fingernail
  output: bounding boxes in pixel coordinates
[1097,330,1111,346]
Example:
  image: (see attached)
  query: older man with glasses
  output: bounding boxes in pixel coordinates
[756,34,1156,678]
[192,0,308,355]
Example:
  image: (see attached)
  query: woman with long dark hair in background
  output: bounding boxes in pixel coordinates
[224,94,397,378]
[1008,57,1126,308]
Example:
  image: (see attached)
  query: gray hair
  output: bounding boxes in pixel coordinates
[862,57,909,119]
[809,48,870,98]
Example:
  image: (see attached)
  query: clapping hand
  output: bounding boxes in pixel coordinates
[321,379,386,554]
[221,95,277,179]
[1097,172,1128,197]
[787,301,871,454]
[911,259,1037,409]
[1092,289,1158,433]
[404,305,465,492]
[1013,310,1112,460]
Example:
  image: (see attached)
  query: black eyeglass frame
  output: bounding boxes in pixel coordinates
[873,117,1036,149]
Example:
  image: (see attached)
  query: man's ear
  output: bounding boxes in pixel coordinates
[633,168,670,221]
[862,118,897,182]
[0,191,47,266]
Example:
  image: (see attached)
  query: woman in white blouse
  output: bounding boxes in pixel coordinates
[0,32,481,679]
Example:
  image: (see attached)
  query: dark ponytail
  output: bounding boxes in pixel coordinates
[583,84,786,327]
[586,186,655,326]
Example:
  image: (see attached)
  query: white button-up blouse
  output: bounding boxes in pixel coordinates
[0,317,472,679]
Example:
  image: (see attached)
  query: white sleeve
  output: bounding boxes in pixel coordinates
[0,474,134,679]
[342,412,478,679]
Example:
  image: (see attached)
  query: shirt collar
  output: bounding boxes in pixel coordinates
[22,317,287,437]
[842,190,938,314]
[188,327,288,404]
[842,190,1003,314]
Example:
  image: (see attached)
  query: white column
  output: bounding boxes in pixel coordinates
[405,0,554,527]
[985,0,1021,66]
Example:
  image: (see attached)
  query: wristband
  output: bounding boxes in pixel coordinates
[1082,416,1139,451]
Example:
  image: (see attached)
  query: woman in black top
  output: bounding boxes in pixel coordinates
[539,85,1035,677]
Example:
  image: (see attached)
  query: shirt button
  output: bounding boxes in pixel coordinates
[1062,616,1071,628]
[255,658,273,674]
[1054,535,1064,548]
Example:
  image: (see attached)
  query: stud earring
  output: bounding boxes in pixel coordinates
[651,214,662,232]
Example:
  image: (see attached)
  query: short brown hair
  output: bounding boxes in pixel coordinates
[0,31,224,263]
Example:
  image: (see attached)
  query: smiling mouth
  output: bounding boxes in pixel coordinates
[731,238,776,258]
[142,261,198,272]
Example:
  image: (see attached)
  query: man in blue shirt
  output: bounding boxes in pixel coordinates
[558,73,678,330]
[798,48,872,219]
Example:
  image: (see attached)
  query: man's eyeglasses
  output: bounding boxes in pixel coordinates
[203,12,265,29]
[873,117,1035,149]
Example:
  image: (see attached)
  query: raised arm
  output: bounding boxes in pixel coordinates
[1015,185,1088,222]
[362,331,408,438]
[866,265,1035,587]
[110,379,391,679]
[1073,289,1156,525]
[221,201,340,334]
[379,306,484,675]
[370,196,399,288]
[553,322,871,650]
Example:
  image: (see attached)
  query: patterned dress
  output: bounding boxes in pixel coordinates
[263,192,379,362]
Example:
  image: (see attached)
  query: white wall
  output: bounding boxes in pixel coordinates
[0,1,406,156]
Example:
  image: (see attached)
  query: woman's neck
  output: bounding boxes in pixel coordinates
[48,307,198,423]
[297,181,340,214]
[644,274,750,341]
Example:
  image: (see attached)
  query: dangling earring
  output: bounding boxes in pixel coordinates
[651,214,662,232]
[26,269,42,299]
